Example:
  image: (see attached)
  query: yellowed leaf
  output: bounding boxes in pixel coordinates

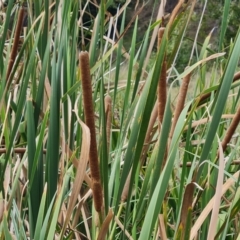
[190,170,240,240]
[60,97,91,235]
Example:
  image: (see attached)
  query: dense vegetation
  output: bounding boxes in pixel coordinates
[1,0,240,239]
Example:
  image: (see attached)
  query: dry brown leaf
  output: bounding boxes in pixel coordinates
[61,98,91,235]
[158,214,167,240]
[74,232,82,240]
[62,142,91,186]
[190,170,240,240]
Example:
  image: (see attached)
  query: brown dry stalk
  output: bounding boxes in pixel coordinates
[157,27,167,126]
[180,160,240,167]
[221,105,240,152]
[140,101,158,164]
[190,170,240,239]
[197,70,240,107]
[169,69,191,142]
[114,216,134,240]
[104,94,112,152]
[97,208,114,240]
[6,7,26,83]
[157,27,165,48]
[79,51,103,212]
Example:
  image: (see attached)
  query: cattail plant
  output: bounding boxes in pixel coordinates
[169,69,191,142]
[140,102,158,164]
[6,6,26,84]
[163,69,191,169]
[79,51,103,213]
[157,27,167,126]
[2,0,240,238]
[157,27,168,169]
[177,182,195,239]
[121,28,168,198]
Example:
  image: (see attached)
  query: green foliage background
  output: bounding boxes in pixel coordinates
[1,0,240,239]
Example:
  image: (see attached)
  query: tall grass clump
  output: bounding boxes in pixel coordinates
[1,0,240,239]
